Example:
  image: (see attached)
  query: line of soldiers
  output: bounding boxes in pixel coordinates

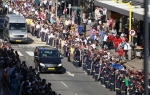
[71,47,144,95]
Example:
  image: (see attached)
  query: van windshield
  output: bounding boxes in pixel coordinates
[40,50,60,58]
[9,23,26,30]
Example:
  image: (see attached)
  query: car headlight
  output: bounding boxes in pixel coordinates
[40,63,45,67]
[24,34,28,37]
[9,34,13,37]
[58,64,62,67]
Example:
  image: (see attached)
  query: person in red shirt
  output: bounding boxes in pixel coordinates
[113,36,118,52]
[118,46,124,62]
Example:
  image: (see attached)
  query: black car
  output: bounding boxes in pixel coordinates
[34,46,63,73]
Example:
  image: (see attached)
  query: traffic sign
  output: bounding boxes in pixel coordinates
[69,4,71,8]
[129,30,136,36]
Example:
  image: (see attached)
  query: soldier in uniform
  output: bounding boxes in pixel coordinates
[104,61,110,88]
[83,50,87,71]
[128,78,134,95]
[115,70,121,95]
[75,47,80,68]
[121,76,127,95]
[100,61,106,85]
[109,68,116,91]
[133,81,139,95]
[86,51,92,75]
[91,53,97,77]
[94,55,100,81]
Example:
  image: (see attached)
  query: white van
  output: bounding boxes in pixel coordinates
[3,14,28,43]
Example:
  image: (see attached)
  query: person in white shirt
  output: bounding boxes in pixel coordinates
[91,42,96,49]
[35,22,40,38]
[8,6,12,13]
[103,32,108,48]
[102,8,107,22]
[123,40,132,60]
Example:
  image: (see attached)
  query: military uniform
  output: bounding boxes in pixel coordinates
[94,61,100,81]
[109,69,115,91]
[115,74,121,95]
[73,48,77,66]
[83,52,87,71]
[86,54,92,75]
[121,79,126,95]
[75,48,80,67]
[73,48,80,67]
[67,47,70,62]
[100,63,105,85]
[91,59,96,77]
[104,66,110,88]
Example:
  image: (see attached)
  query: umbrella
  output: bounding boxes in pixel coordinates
[111,63,124,70]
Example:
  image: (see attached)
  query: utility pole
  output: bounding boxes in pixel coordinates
[144,0,149,94]
[56,0,58,18]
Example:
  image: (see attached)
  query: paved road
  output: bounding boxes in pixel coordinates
[11,43,116,95]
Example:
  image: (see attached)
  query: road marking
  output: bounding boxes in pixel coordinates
[26,51,34,56]
[17,51,24,56]
[66,71,74,77]
[61,81,68,87]
[52,74,54,75]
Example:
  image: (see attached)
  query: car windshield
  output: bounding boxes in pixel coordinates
[0,19,4,23]
[41,50,60,58]
[9,23,26,30]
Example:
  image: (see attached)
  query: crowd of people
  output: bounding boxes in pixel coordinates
[0,42,57,95]
[0,0,147,95]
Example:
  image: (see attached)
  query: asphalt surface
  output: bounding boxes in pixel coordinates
[11,43,116,95]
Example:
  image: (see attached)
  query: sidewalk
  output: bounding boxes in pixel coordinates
[108,49,150,72]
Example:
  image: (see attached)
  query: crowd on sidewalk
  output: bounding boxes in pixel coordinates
[0,0,148,95]
[0,40,58,95]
